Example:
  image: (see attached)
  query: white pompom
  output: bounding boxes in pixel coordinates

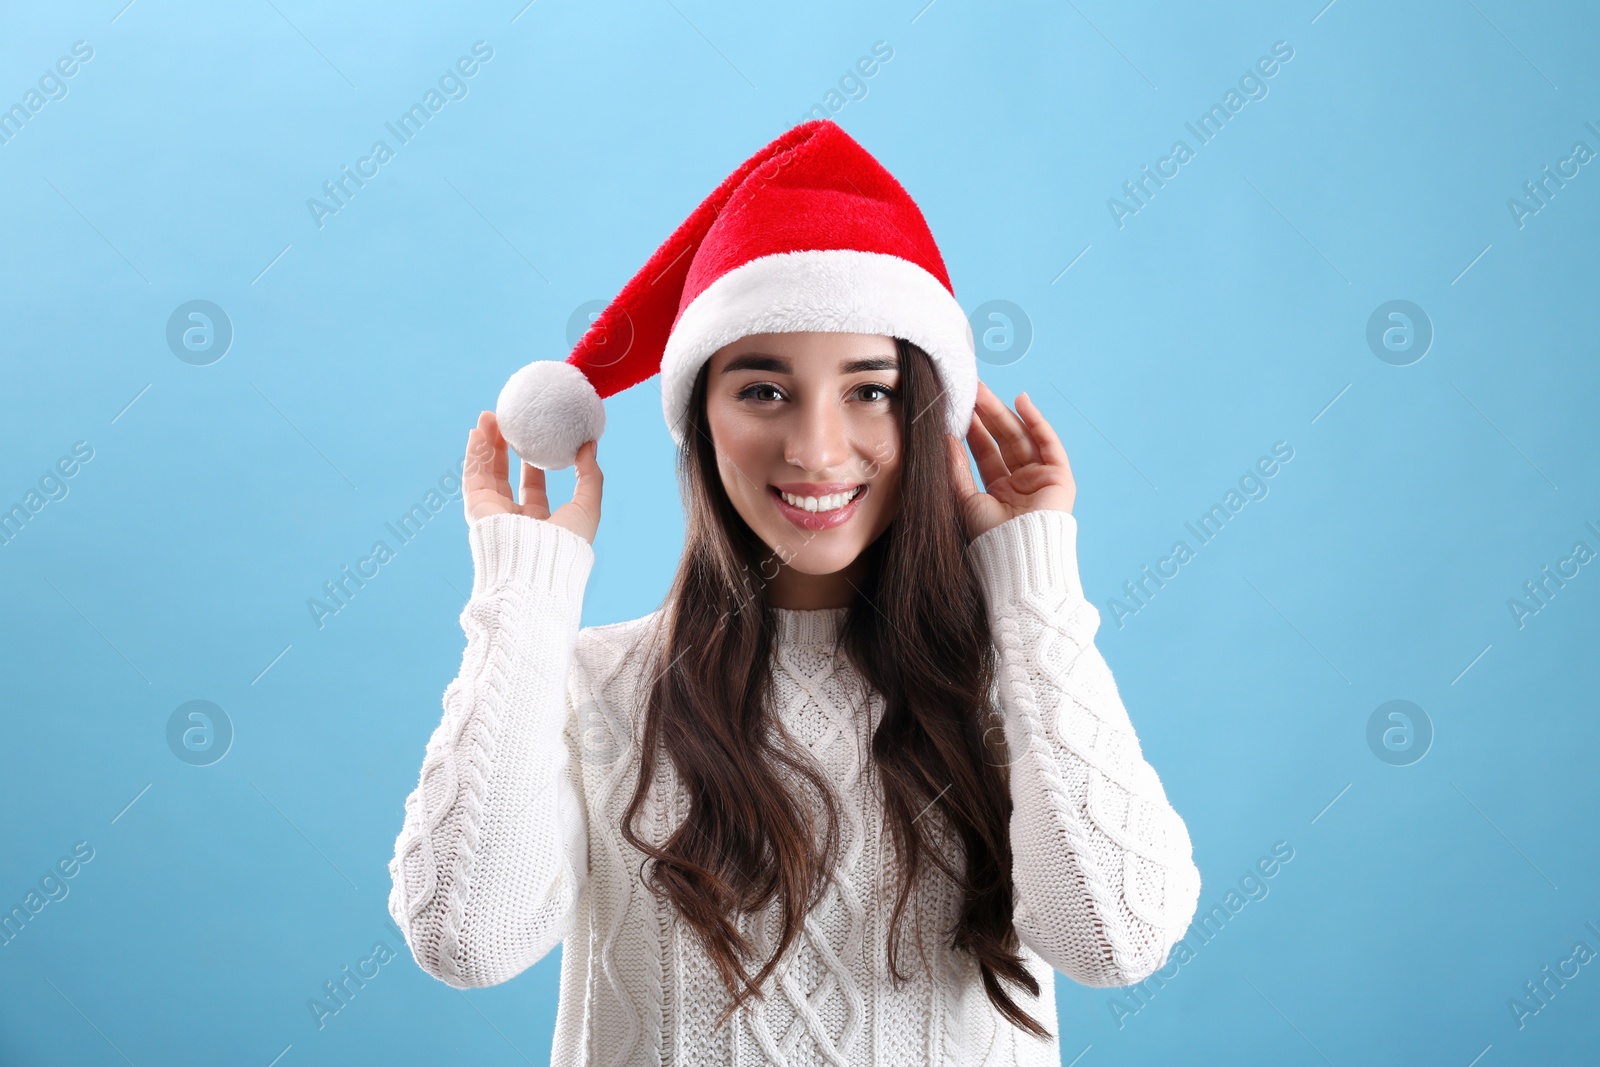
[494,360,605,470]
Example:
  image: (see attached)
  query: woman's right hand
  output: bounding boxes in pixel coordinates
[463,410,603,545]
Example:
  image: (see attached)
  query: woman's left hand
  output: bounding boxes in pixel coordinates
[947,380,1076,541]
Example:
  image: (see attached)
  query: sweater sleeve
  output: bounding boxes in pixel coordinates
[387,512,595,989]
[965,508,1201,988]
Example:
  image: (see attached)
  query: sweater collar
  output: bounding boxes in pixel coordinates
[771,605,848,648]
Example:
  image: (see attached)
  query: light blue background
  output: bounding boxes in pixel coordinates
[3,1,1597,1064]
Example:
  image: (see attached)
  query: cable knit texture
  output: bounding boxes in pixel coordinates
[388,508,1201,1065]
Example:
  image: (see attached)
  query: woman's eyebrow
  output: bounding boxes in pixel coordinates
[719,353,900,375]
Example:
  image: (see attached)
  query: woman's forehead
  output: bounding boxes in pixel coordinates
[711,332,900,372]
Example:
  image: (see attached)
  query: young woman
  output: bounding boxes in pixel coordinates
[388,121,1200,1065]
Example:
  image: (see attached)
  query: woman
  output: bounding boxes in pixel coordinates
[388,121,1200,1065]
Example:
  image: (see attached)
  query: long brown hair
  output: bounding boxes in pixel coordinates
[617,337,1050,1038]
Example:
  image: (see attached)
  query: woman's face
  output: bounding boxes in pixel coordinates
[704,331,903,602]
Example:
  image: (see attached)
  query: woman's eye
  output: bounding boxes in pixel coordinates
[736,383,896,404]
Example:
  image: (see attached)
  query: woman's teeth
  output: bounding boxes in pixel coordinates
[777,486,862,513]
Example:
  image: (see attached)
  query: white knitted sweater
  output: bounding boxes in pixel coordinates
[388,508,1201,1065]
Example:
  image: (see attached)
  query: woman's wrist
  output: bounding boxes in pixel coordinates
[467,512,595,607]
[965,508,1085,607]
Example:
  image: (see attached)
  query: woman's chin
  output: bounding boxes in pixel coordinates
[757,536,867,578]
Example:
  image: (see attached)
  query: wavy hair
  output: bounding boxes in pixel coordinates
[617,337,1049,1038]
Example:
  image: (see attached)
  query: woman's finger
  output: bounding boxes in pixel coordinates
[975,381,1039,473]
[1015,392,1072,474]
[484,411,511,490]
[520,455,548,517]
[1008,464,1067,495]
[966,407,1011,491]
[463,414,502,496]
[569,439,604,526]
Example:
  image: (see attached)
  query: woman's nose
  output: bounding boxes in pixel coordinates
[784,398,850,473]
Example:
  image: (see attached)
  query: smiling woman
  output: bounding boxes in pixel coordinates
[390,119,1201,1066]
[703,331,904,607]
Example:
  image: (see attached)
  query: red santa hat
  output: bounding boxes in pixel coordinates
[496,118,977,470]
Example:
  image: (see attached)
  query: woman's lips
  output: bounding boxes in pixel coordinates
[770,484,865,531]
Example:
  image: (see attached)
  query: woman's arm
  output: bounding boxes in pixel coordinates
[388,512,594,988]
[966,507,1201,988]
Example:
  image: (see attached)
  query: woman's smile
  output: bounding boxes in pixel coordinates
[769,482,867,530]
